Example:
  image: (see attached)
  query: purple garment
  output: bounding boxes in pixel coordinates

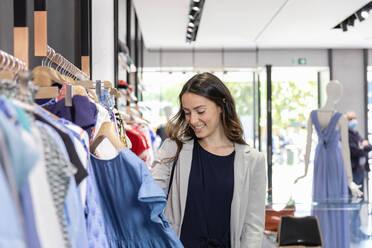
[43,95,97,131]
[310,111,350,248]
[311,110,348,202]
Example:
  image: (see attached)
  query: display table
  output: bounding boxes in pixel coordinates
[264,200,372,248]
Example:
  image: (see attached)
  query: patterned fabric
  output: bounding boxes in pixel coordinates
[36,124,75,248]
[0,98,39,192]
[0,80,38,105]
[99,89,115,108]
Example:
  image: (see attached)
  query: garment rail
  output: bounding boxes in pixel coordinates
[0,50,27,73]
[43,45,88,80]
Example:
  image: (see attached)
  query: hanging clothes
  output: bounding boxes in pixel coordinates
[90,149,183,248]
[0,164,26,248]
[43,94,98,132]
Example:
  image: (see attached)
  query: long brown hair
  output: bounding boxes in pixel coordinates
[166,72,247,161]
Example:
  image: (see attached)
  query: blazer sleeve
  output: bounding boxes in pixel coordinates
[151,138,178,191]
[241,152,267,248]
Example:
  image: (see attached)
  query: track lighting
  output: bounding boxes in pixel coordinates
[185,0,205,43]
[334,2,372,32]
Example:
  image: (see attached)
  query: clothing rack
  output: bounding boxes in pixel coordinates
[0,50,27,72]
[43,45,89,81]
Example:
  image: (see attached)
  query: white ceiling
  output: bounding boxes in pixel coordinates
[133,0,372,49]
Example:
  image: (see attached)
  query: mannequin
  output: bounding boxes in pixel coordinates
[295,80,362,198]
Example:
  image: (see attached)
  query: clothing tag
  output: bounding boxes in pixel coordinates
[65,84,73,107]
[96,80,102,98]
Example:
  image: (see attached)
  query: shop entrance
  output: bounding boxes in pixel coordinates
[140,67,329,204]
[264,67,329,204]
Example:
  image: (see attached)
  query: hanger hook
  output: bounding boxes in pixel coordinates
[47,47,56,67]
[0,51,5,70]
[3,53,12,71]
[14,58,21,74]
[55,53,63,73]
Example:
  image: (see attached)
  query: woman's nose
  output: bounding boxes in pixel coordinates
[189,112,198,125]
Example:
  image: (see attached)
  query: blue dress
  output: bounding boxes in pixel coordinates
[90,149,183,248]
[311,110,348,202]
[310,110,350,248]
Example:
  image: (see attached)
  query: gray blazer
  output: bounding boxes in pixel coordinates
[152,138,267,248]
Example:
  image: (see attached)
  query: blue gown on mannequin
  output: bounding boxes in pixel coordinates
[311,110,348,201]
[310,110,350,248]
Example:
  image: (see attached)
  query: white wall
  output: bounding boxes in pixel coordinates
[92,0,114,83]
[332,49,365,134]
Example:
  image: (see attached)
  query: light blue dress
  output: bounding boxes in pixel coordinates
[311,110,348,202]
[90,149,183,248]
[310,110,350,248]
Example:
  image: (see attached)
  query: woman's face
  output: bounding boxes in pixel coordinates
[181,92,222,140]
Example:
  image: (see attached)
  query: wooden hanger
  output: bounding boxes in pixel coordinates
[0,50,16,81]
[104,80,113,89]
[90,121,126,153]
[87,89,99,103]
[0,71,15,81]
[76,80,99,103]
[76,80,95,89]
[32,66,64,85]
[35,86,59,99]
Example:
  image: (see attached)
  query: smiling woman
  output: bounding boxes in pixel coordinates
[151,72,267,248]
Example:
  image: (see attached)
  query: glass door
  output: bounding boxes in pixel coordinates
[270,67,323,204]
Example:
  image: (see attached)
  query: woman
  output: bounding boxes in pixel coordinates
[152,72,266,248]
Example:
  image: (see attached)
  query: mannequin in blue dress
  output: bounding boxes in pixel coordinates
[295,80,362,199]
[295,80,363,248]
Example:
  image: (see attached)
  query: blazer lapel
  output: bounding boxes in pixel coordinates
[179,139,194,222]
[230,143,250,247]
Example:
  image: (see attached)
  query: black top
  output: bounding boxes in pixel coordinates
[180,140,235,248]
[348,128,372,173]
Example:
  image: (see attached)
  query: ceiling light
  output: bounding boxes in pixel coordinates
[185,0,205,43]
[347,16,356,27]
[361,10,369,18]
[341,21,348,32]
[356,10,365,22]
[334,2,372,32]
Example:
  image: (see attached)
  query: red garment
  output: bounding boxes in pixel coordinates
[126,128,149,156]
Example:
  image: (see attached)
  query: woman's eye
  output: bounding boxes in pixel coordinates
[197,111,205,115]
[184,112,191,116]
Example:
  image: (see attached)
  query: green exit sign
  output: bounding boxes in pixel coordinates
[292,57,307,65]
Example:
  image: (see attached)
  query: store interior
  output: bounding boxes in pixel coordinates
[2,0,372,247]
